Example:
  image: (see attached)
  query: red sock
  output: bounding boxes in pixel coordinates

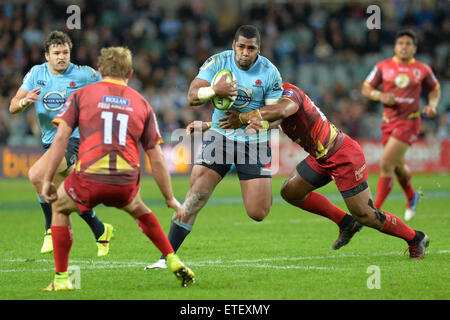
[398,173,415,205]
[374,176,394,209]
[380,211,415,242]
[300,192,348,225]
[137,213,174,257]
[51,226,73,273]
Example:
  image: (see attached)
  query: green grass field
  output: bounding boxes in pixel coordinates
[0,173,449,301]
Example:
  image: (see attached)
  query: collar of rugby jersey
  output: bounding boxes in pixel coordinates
[102,78,128,86]
[393,56,416,64]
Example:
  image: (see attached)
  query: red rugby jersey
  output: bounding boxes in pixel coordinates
[53,79,162,185]
[280,83,344,159]
[364,56,439,123]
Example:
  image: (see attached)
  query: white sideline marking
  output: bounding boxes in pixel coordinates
[1,250,449,273]
[233,210,450,226]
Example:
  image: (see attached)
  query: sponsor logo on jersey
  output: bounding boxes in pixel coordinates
[282,90,294,98]
[394,74,410,88]
[355,164,366,181]
[68,187,85,204]
[103,96,130,106]
[42,90,67,111]
[394,97,415,104]
[232,87,253,108]
[413,69,421,82]
[272,81,282,91]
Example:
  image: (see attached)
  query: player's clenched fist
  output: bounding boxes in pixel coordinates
[379,92,396,106]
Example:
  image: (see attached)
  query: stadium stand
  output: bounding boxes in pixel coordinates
[0,0,448,146]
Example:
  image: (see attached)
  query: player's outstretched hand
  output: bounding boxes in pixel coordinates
[24,87,42,105]
[219,110,242,129]
[166,197,185,221]
[422,105,437,118]
[186,121,209,135]
[42,180,58,203]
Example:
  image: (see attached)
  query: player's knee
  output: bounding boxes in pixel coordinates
[28,165,41,186]
[350,200,385,229]
[247,205,270,222]
[51,200,65,215]
[280,182,306,204]
[127,201,147,218]
[394,165,409,180]
[379,160,396,174]
[53,205,72,219]
[350,209,380,229]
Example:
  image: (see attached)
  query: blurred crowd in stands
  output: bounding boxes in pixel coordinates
[0,0,449,147]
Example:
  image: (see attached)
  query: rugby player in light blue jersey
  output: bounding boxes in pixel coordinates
[9,31,114,256]
[146,25,282,270]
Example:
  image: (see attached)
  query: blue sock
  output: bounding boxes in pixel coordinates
[37,194,52,231]
[77,210,105,240]
[160,219,192,259]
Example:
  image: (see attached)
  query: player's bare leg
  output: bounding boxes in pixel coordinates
[29,153,70,253]
[374,136,409,209]
[28,150,68,196]
[380,137,409,178]
[376,136,420,219]
[280,169,361,249]
[344,188,384,229]
[29,151,67,213]
[181,165,223,224]
[280,170,316,206]
[344,187,428,259]
[240,177,272,221]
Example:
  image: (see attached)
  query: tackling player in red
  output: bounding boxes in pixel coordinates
[362,29,441,221]
[41,47,195,290]
[219,82,429,259]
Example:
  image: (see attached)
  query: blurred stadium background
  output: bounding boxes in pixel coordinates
[0,0,449,177]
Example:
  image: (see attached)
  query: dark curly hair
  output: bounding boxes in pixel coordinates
[44,31,73,53]
[234,25,261,46]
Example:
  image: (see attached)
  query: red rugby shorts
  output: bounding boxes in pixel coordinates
[381,118,420,146]
[63,171,140,212]
[303,135,368,196]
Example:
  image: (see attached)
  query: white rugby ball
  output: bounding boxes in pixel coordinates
[211,69,236,110]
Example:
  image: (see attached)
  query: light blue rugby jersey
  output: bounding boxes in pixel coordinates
[20,62,101,144]
[197,50,282,142]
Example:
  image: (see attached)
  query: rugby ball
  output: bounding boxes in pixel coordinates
[211,69,236,110]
